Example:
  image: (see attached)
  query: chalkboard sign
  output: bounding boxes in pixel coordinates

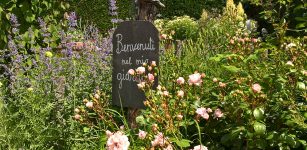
[112,21,159,108]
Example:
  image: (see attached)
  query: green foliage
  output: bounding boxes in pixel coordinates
[0,0,69,48]
[157,16,199,41]
[246,0,306,37]
[70,0,133,33]
[160,0,226,19]
[0,14,112,149]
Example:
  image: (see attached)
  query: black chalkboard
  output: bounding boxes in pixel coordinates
[112,21,159,108]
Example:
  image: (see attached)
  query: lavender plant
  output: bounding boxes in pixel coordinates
[0,12,113,149]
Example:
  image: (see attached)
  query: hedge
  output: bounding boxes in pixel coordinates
[71,0,226,32]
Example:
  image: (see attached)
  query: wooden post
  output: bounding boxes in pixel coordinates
[127,0,164,129]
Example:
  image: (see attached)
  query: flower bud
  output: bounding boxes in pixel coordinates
[74,108,80,113]
[86,101,93,109]
[177,114,183,120]
[151,61,157,67]
[177,90,184,98]
[94,94,100,99]
[83,99,88,103]
[74,114,81,120]
[128,69,135,75]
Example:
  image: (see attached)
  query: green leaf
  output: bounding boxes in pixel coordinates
[83,127,90,133]
[296,23,307,29]
[297,82,306,90]
[222,65,241,73]
[25,11,35,23]
[170,138,191,148]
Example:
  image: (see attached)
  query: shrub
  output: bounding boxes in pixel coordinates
[0,13,112,149]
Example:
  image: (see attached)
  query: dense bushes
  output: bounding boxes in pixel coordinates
[159,0,226,19]
[0,0,70,49]
[70,0,132,33]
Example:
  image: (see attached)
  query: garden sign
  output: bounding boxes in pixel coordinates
[112,21,159,108]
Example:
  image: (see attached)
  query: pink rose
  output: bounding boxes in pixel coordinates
[151,132,167,147]
[176,77,185,85]
[188,73,202,86]
[107,131,130,150]
[206,108,212,113]
[74,114,81,120]
[151,61,157,67]
[177,90,184,98]
[148,73,155,82]
[128,69,135,75]
[252,83,261,93]
[86,101,93,109]
[196,107,209,120]
[136,67,146,74]
[138,130,147,139]
[214,108,224,118]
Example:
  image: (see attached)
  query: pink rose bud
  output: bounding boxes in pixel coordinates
[74,114,81,120]
[94,94,100,99]
[74,108,80,113]
[177,114,183,120]
[176,77,185,85]
[152,124,158,132]
[286,61,294,66]
[148,66,153,71]
[128,69,135,75]
[177,90,184,98]
[86,101,93,109]
[157,85,162,91]
[244,37,250,42]
[148,73,155,82]
[151,61,157,67]
[163,91,169,97]
[136,66,146,74]
[201,73,206,78]
[219,82,226,88]
[252,83,261,93]
[213,78,218,83]
[120,125,125,130]
[206,108,212,113]
[214,108,224,118]
[239,38,245,43]
[251,38,258,43]
[230,39,235,44]
[161,34,167,39]
[137,82,146,89]
[138,130,147,139]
